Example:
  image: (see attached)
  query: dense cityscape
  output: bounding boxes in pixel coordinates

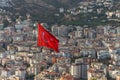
[0,0,119,80]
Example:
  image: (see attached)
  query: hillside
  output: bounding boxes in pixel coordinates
[1,0,120,26]
[0,0,80,24]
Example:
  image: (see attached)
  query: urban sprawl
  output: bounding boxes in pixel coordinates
[0,0,120,80]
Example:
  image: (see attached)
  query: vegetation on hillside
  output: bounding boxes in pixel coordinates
[1,0,120,27]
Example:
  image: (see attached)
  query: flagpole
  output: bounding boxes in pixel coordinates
[36,22,43,80]
[35,22,38,80]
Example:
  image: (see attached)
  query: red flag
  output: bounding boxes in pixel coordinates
[37,23,59,52]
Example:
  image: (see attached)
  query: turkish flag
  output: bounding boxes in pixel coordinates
[37,23,59,52]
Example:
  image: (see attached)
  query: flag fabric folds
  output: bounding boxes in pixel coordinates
[37,23,59,52]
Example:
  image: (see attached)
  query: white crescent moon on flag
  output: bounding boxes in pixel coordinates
[42,32,48,42]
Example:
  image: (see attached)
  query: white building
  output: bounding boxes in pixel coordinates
[70,63,89,79]
[1,68,11,77]
[0,50,6,58]
[15,68,26,79]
